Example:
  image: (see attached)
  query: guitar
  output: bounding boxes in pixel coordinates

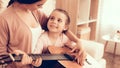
[48,46,82,68]
[0,46,90,68]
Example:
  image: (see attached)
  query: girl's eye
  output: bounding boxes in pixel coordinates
[49,17,54,21]
[58,19,62,23]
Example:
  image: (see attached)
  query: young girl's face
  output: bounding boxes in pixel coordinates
[47,10,67,33]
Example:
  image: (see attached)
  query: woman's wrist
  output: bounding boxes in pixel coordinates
[76,39,84,50]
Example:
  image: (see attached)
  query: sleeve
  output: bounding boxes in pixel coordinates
[37,10,48,31]
[0,16,9,55]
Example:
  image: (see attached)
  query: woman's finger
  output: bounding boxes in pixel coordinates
[78,51,86,66]
[12,50,26,55]
[20,53,32,65]
[71,47,80,53]
[32,57,42,67]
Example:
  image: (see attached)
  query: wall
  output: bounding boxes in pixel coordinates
[41,0,56,16]
[56,0,79,34]
[0,0,9,13]
[98,0,120,55]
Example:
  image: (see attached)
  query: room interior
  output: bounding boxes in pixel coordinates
[41,0,120,68]
[0,0,120,68]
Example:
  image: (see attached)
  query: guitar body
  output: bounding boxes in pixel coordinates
[48,46,82,68]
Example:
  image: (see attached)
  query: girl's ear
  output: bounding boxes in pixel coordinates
[62,25,69,33]
[63,25,69,31]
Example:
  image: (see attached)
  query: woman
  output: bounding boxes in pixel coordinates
[0,0,86,68]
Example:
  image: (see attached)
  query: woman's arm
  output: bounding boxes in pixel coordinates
[65,30,84,50]
[0,16,9,55]
[65,30,79,42]
[65,30,86,66]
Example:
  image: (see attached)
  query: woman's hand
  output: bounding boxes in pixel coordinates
[69,40,87,66]
[65,30,87,65]
[32,57,42,67]
[12,50,33,66]
[12,50,42,67]
[70,46,86,66]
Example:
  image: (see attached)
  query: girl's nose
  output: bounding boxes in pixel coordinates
[52,19,57,24]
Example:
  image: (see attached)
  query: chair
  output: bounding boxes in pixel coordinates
[81,39,106,68]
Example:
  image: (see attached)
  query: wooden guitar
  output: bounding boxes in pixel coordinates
[48,46,82,68]
[0,46,88,68]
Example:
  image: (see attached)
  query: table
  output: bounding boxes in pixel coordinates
[102,34,120,57]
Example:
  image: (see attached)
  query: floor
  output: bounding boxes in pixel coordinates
[103,52,120,68]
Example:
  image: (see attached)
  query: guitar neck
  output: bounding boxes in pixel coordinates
[0,54,74,64]
[29,54,73,61]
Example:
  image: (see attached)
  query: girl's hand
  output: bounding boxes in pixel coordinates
[12,50,33,66]
[32,57,42,67]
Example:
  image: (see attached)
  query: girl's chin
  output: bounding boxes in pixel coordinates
[48,30,58,33]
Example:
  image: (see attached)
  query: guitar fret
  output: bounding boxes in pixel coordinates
[30,54,36,61]
[38,54,41,58]
[29,54,41,61]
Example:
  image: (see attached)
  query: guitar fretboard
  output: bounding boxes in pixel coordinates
[0,54,74,64]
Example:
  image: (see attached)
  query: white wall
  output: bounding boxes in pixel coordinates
[0,0,10,13]
[98,0,120,55]
[41,0,56,16]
